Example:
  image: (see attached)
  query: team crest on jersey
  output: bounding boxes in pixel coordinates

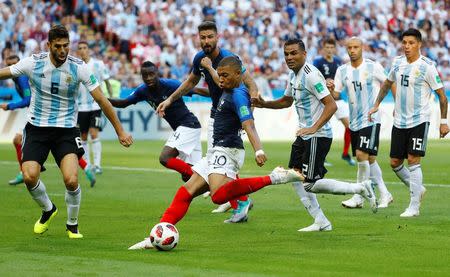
[66,75,72,83]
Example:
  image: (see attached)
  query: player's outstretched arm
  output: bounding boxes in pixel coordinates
[108,98,132,108]
[192,87,210,97]
[242,71,259,99]
[368,79,394,121]
[242,119,267,167]
[297,94,337,137]
[156,73,201,117]
[253,95,294,109]
[435,87,449,138]
[91,87,133,147]
[0,67,13,80]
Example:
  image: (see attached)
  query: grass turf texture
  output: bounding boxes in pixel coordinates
[0,140,449,276]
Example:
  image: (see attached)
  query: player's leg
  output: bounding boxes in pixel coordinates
[400,122,429,217]
[51,127,85,238]
[90,110,103,174]
[78,111,91,165]
[335,100,355,165]
[9,133,24,185]
[21,124,57,234]
[390,126,410,187]
[289,136,331,231]
[369,156,392,208]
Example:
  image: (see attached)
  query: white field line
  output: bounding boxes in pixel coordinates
[1,160,448,188]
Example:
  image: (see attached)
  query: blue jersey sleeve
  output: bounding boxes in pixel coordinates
[17,76,31,97]
[232,87,253,123]
[7,96,31,110]
[191,52,204,76]
[125,85,147,104]
[7,76,31,110]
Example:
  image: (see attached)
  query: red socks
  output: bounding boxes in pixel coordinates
[166,158,193,180]
[343,128,351,156]
[78,157,87,170]
[14,142,22,170]
[160,186,193,225]
[211,176,272,205]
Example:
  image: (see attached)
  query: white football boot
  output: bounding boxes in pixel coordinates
[128,237,153,250]
[298,221,332,232]
[378,193,394,208]
[341,194,364,209]
[269,167,303,184]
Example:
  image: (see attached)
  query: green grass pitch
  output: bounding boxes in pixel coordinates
[0,140,449,276]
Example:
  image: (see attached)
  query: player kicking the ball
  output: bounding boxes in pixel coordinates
[128,56,301,249]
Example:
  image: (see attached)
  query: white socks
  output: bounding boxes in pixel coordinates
[293,182,328,224]
[92,138,102,168]
[408,164,423,208]
[65,186,81,226]
[370,161,390,197]
[357,161,370,182]
[82,140,91,165]
[393,164,410,187]
[28,180,53,211]
[309,179,363,195]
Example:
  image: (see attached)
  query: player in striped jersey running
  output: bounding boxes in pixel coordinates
[333,37,393,209]
[369,28,449,217]
[77,41,114,176]
[254,38,377,232]
[0,25,133,238]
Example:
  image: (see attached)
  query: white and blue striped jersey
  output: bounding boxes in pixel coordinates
[335,59,386,131]
[77,58,110,112]
[388,55,443,129]
[10,53,99,128]
[284,62,333,139]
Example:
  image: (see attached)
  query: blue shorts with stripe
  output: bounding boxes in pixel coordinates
[350,124,380,156]
[288,136,332,183]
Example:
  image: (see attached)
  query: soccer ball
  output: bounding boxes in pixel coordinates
[149,222,179,251]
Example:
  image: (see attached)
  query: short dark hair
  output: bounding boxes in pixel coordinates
[78,41,89,47]
[401,28,422,42]
[141,61,157,69]
[217,56,242,72]
[284,38,306,51]
[48,24,69,42]
[198,21,217,33]
[323,37,336,46]
[6,55,20,61]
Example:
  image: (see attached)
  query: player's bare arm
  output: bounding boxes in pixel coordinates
[192,87,210,97]
[368,79,394,121]
[108,98,132,108]
[91,87,133,147]
[253,95,294,109]
[242,71,259,99]
[104,79,114,97]
[435,87,449,138]
[241,119,267,167]
[297,94,337,137]
[0,67,13,80]
[156,73,201,117]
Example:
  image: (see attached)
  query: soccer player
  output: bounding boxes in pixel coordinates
[109,61,207,181]
[1,55,31,185]
[253,38,377,232]
[0,25,133,238]
[314,38,355,166]
[76,41,114,175]
[369,28,448,217]
[129,56,301,249]
[334,37,393,209]
[157,21,259,216]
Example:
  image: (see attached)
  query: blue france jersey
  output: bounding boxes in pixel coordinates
[192,48,245,118]
[313,56,342,80]
[7,75,31,110]
[126,78,200,130]
[10,53,99,128]
[213,85,253,149]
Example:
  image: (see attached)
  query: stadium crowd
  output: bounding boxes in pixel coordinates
[0,0,449,93]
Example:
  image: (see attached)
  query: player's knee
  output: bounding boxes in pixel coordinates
[13,134,22,145]
[355,151,367,162]
[407,156,420,166]
[368,156,376,164]
[22,168,39,185]
[390,158,402,168]
[63,175,78,189]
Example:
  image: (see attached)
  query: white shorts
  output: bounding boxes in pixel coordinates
[192,146,245,184]
[334,99,350,120]
[165,126,202,165]
[207,117,214,152]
